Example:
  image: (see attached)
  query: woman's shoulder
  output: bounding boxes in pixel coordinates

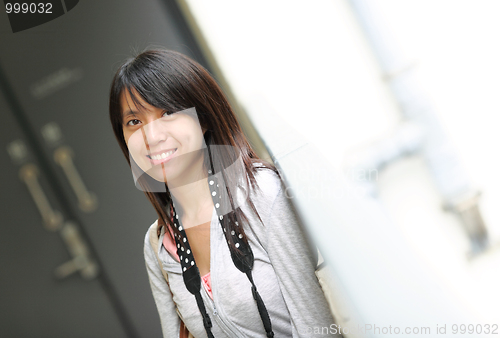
[145,218,159,237]
[243,162,287,218]
[144,219,160,254]
[251,161,280,183]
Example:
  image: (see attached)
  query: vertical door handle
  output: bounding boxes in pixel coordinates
[19,163,63,231]
[53,146,98,212]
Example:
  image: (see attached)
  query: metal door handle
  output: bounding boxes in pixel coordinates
[19,163,63,231]
[54,221,99,280]
[53,146,98,212]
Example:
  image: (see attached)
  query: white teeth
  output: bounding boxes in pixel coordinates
[151,150,175,161]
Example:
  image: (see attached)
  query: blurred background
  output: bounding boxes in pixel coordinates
[1,0,499,337]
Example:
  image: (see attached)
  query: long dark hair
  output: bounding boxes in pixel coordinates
[109,49,277,252]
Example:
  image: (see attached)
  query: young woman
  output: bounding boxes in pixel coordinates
[109,49,337,337]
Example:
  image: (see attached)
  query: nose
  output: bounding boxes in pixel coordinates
[142,118,167,147]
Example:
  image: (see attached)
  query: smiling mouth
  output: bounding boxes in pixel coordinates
[146,148,177,164]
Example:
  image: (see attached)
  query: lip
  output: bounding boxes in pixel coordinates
[146,148,177,165]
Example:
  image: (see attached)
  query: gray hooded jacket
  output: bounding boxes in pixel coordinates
[144,168,338,337]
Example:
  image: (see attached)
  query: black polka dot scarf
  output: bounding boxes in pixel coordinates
[171,164,274,338]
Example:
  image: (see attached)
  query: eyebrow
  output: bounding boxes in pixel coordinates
[122,110,140,121]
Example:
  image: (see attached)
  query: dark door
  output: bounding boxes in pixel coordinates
[0,1,211,337]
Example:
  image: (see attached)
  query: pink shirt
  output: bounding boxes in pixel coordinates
[162,226,213,299]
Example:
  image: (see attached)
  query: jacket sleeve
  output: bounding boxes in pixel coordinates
[263,177,341,337]
[143,228,181,338]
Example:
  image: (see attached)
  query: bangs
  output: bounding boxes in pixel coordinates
[118,54,193,118]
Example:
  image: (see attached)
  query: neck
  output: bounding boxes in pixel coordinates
[169,174,213,228]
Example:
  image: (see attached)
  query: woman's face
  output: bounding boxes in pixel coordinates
[120,89,206,186]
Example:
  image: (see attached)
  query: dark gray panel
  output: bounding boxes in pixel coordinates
[0,88,126,337]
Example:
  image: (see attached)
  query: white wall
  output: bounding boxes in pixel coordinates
[185,0,500,324]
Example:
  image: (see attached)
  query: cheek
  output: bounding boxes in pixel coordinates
[124,135,132,152]
[123,128,131,144]
[176,116,205,146]
[189,125,206,148]
[125,129,148,157]
[181,133,204,151]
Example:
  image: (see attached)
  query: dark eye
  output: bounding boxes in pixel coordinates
[162,110,173,117]
[126,119,141,126]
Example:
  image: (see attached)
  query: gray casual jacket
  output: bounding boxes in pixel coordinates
[143,168,338,337]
